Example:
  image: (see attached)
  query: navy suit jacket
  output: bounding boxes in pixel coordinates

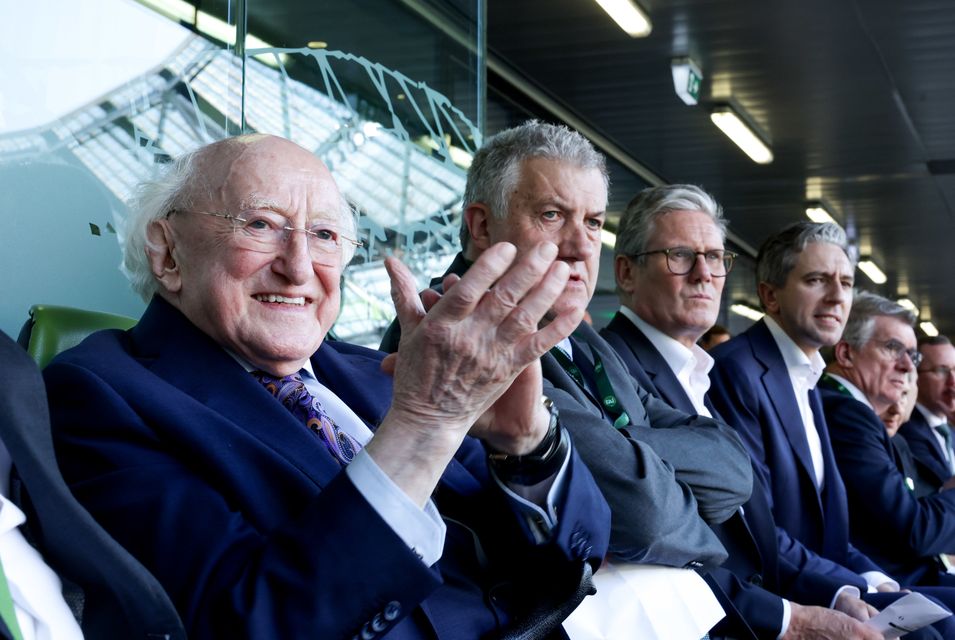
[44,297,610,640]
[821,384,955,585]
[708,320,882,576]
[899,410,952,489]
[601,313,862,636]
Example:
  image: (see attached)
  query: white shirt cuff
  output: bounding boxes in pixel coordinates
[345,449,446,566]
[776,599,792,640]
[861,571,899,592]
[829,584,861,609]
[491,440,573,544]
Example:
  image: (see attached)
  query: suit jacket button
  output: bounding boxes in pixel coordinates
[371,613,388,633]
[748,574,763,586]
[383,601,401,621]
[360,624,376,640]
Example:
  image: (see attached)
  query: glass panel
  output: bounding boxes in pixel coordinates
[0,0,483,349]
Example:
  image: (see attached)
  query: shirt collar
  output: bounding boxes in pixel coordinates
[555,337,573,360]
[225,349,317,379]
[619,306,714,379]
[764,316,825,389]
[915,403,948,427]
[827,373,874,410]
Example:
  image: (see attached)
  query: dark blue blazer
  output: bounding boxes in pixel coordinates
[708,320,882,576]
[601,313,862,637]
[821,384,955,586]
[44,297,610,640]
[899,410,953,489]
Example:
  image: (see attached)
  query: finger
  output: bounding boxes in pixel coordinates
[430,243,517,321]
[865,604,878,618]
[380,352,398,376]
[385,256,426,334]
[440,273,461,293]
[495,258,570,348]
[421,288,442,312]
[474,242,559,325]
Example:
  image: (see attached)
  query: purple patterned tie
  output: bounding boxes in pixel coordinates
[254,371,361,465]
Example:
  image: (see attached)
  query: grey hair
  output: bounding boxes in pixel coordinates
[614,184,726,260]
[755,221,853,307]
[121,141,358,302]
[460,119,609,248]
[841,290,916,348]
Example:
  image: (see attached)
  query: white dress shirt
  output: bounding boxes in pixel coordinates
[619,307,714,417]
[764,317,826,489]
[0,443,83,640]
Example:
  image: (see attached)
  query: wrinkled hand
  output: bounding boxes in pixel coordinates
[875,581,899,593]
[783,602,883,640]
[367,242,581,505]
[833,592,878,622]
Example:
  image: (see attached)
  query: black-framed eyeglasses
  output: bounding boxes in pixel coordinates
[877,339,923,368]
[632,247,738,277]
[919,365,955,378]
[168,209,363,264]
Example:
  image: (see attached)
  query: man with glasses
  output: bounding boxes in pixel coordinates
[821,292,955,587]
[899,336,955,490]
[382,122,756,638]
[43,134,612,639]
[601,186,909,639]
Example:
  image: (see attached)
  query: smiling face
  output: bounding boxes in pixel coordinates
[470,157,607,317]
[147,136,349,375]
[617,209,725,347]
[760,241,854,357]
[845,315,918,414]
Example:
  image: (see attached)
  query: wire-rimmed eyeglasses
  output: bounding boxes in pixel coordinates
[632,247,738,277]
[877,339,923,368]
[168,209,363,264]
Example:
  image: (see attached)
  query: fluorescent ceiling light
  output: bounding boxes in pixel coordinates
[920,321,940,337]
[710,105,773,164]
[857,258,887,284]
[594,0,652,37]
[601,228,617,248]
[805,202,836,224]
[897,298,920,317]
[730,302,765,322]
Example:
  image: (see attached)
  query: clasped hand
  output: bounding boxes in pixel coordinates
[369,242,582,506]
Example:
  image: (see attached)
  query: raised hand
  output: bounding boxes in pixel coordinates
[367,241,582,505]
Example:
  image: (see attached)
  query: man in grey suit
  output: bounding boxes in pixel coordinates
[382,120,755,636]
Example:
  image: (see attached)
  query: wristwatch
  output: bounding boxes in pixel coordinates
[486,396,568,485]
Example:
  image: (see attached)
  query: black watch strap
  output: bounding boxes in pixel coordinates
[486,397,568,485]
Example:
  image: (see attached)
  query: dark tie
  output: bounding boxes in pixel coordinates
[254,371,361,465]
[937,424,954,462]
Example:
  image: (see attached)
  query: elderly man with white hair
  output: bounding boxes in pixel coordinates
[43,134,611,640]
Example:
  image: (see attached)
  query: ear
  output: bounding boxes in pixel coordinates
[834,341,854,368]
[757,281,779,315]
[146,220,182,294]
[464,203,493,252]
[614,254,637,293]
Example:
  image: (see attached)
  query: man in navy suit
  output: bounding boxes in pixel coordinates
[822,291,955,586]
[43,134,611,639]
[709,221,955,631]
[600,185,889,639]
[899,336,955,490]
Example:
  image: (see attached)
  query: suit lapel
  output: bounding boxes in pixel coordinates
[132,299,344,489]
[750,322,820,494]
[613,315,699,415]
